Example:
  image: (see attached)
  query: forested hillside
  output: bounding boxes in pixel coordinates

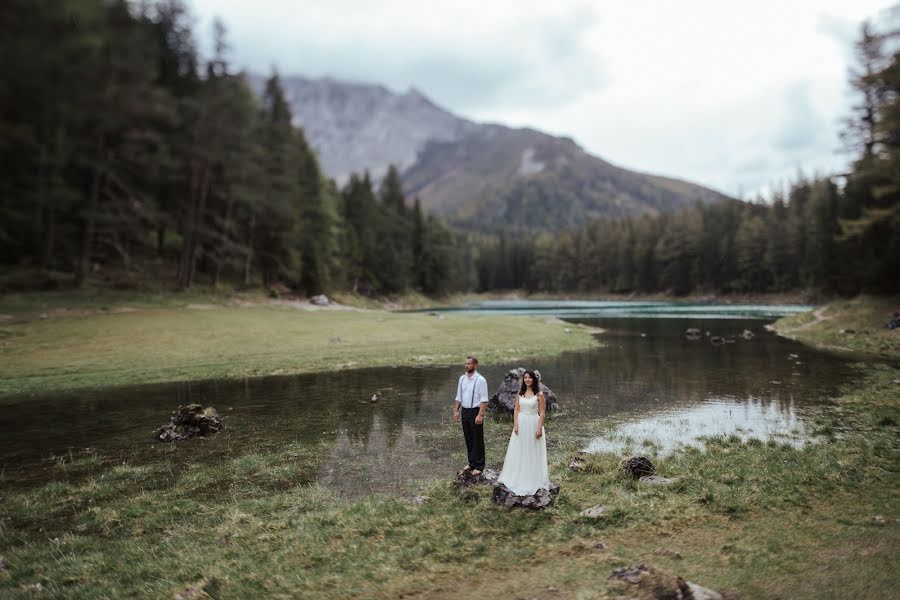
[0,0,467,296]
[1,1,896,297]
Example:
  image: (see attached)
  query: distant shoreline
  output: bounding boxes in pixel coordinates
[437,290,817,308]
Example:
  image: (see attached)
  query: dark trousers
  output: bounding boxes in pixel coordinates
[461,407,485,470]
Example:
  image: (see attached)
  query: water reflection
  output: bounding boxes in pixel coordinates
[585,395,808,456]
[0,314,857,495]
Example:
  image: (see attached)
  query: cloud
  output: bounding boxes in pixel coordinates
[774,83,830,151]
[193,0,605,113]
[817,13,863,55]
[189,0,898,199]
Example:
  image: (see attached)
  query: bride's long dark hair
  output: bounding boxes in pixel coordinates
[519,370,540,396]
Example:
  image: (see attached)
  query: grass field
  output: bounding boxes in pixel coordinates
[0,364,896,599]
[0,293,896,598]
[0,292,599,396]
[773,294,900,357]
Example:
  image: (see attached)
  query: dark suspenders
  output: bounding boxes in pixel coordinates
[463,374,481,407]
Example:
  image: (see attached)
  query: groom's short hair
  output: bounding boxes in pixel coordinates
[467,355,478,365]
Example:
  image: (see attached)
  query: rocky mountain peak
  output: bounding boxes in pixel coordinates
[251,74,476,185]
[249,73,729,230]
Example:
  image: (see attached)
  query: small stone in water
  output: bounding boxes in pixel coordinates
[154,404,222,443]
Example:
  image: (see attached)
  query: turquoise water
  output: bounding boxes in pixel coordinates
[413,299,812,319]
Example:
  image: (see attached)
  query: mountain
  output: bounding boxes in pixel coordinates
[403,126,728,231]
[255,74,731,230]
[255,74,477,186]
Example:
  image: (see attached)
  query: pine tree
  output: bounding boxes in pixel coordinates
[341,173,380,294]
[734,210,769,292]
[375,167,413,293]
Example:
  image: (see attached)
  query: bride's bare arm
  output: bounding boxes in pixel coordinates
[513,395,520,434]
[536,392,545,438]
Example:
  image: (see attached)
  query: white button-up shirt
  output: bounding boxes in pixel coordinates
[456,371,488,408]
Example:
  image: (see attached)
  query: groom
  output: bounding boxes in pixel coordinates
[453,355,489,475]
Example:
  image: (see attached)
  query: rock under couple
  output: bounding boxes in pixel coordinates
[452,355,550,495]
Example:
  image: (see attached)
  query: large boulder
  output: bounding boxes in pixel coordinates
[155,404,223,442]
[489,368,560,412]
[492,481,560,510]
[309,294,330,306]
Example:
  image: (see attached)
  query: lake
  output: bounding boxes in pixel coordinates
[0,301,856,496]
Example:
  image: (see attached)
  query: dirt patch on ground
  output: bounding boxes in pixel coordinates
[791,306,832,331]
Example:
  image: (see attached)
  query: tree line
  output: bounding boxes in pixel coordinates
[0,0,470,296]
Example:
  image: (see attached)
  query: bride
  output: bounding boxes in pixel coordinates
[497,370,550,495]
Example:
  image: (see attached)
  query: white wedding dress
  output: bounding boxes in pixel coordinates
[497,394,550,495]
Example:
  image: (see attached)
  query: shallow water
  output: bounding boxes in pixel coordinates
[0,304,857,495]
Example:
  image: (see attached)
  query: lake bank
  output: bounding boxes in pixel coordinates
[771,294,900,357]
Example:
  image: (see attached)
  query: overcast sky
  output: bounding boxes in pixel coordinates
[190,0,896,198]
